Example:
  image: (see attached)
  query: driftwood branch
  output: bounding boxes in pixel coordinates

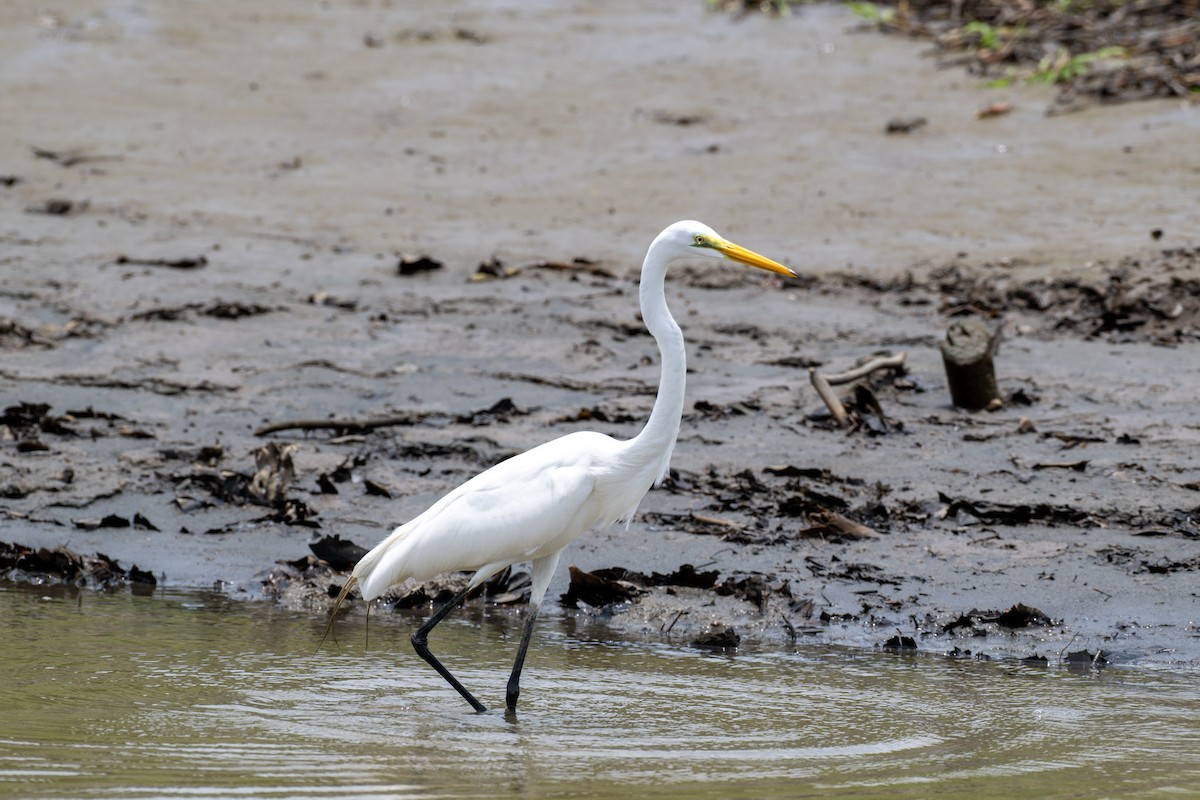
[809,352,907,427]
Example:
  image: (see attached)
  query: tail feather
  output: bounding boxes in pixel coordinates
[351,522,418,601]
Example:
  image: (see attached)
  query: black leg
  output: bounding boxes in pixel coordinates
[505,603,541,713]
[411,585,487,713]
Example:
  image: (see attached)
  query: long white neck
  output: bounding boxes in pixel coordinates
[624,234,686,483]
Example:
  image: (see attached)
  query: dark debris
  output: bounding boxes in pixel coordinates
[1,540,156,592]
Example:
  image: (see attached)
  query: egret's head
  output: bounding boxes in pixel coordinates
[661,220,796,277]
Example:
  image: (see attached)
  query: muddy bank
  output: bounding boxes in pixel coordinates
[2,0,1199,666]
[728,0,1200,115]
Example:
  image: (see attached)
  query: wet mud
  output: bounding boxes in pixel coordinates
[2,1,1199,666]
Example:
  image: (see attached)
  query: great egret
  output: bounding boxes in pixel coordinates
[333,220,794,713]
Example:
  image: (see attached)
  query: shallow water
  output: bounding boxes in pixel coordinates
[2,584,1198,799]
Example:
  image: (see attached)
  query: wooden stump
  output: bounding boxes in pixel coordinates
[940,318,1001,410]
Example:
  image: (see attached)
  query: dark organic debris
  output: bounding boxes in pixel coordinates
[650,563,720,589]
[0,317,50,349]
[381,436,516,471]
[1065,649,1108,667]
[885,116,927,134]
[942,612,978,634]
[397,254,443,276]
[0,540,156,592]
[366,568,531,609]
[476,565,533,605]
[2,402,78,441]
[158,443,225,465]
[991,603,1052,628]
[315,452,368,494]
[204,301,273,319]
[362,478,392,498]
[690,627,740,651]
[937,492,1092,527]
[561,565,647,608]
[472,256,509,280]
[1097,544,1200,575]
[525,257,616,279]
[130,300,274,321]
[558,405,639,425]
[653,463,915,546]
[945,604,1052,633]
[805,557,904,587]
[248,443,297,507]
[72,514,132,530]
[715,574,771,613]
[133,512,159,531]
[456,397,528,426]
[172,444,318,527]
[308,291,358,310]
[2,403,156,448]
[472,255,617,282]
[1032,459,1089,472]
[309,534,368,571]
[883,634,918,650]
[772,250,1200,345]
[32,146,123,168]
[115,254,208,270]
[26,198,81,216]
[650,109,711,127]
[383,574,468,608]
[255,411,428,437]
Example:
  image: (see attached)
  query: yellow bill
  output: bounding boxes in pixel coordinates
[712,238,797,278]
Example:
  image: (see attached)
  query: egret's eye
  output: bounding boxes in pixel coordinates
[693,234,707,247]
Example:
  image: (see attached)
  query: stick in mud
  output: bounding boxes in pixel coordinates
[808,352,907,427]
[940,317,1003,410]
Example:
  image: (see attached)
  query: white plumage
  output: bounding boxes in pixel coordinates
[335,220,794,713]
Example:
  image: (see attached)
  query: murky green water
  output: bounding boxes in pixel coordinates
[2,584,1198,799]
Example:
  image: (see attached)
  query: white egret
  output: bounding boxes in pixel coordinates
[333,220,794,713]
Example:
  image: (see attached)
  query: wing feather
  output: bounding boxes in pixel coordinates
[355,432,609,601]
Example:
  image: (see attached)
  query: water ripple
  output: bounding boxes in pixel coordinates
[2,586,1198,798]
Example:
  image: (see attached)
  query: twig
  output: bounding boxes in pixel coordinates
[809,369,849,426]
[822,352,908,386]
[1057,632,1080,661]
[690,512,745,530]
[809,353,907,428]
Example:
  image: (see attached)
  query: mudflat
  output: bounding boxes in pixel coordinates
[2,1,1198,665]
